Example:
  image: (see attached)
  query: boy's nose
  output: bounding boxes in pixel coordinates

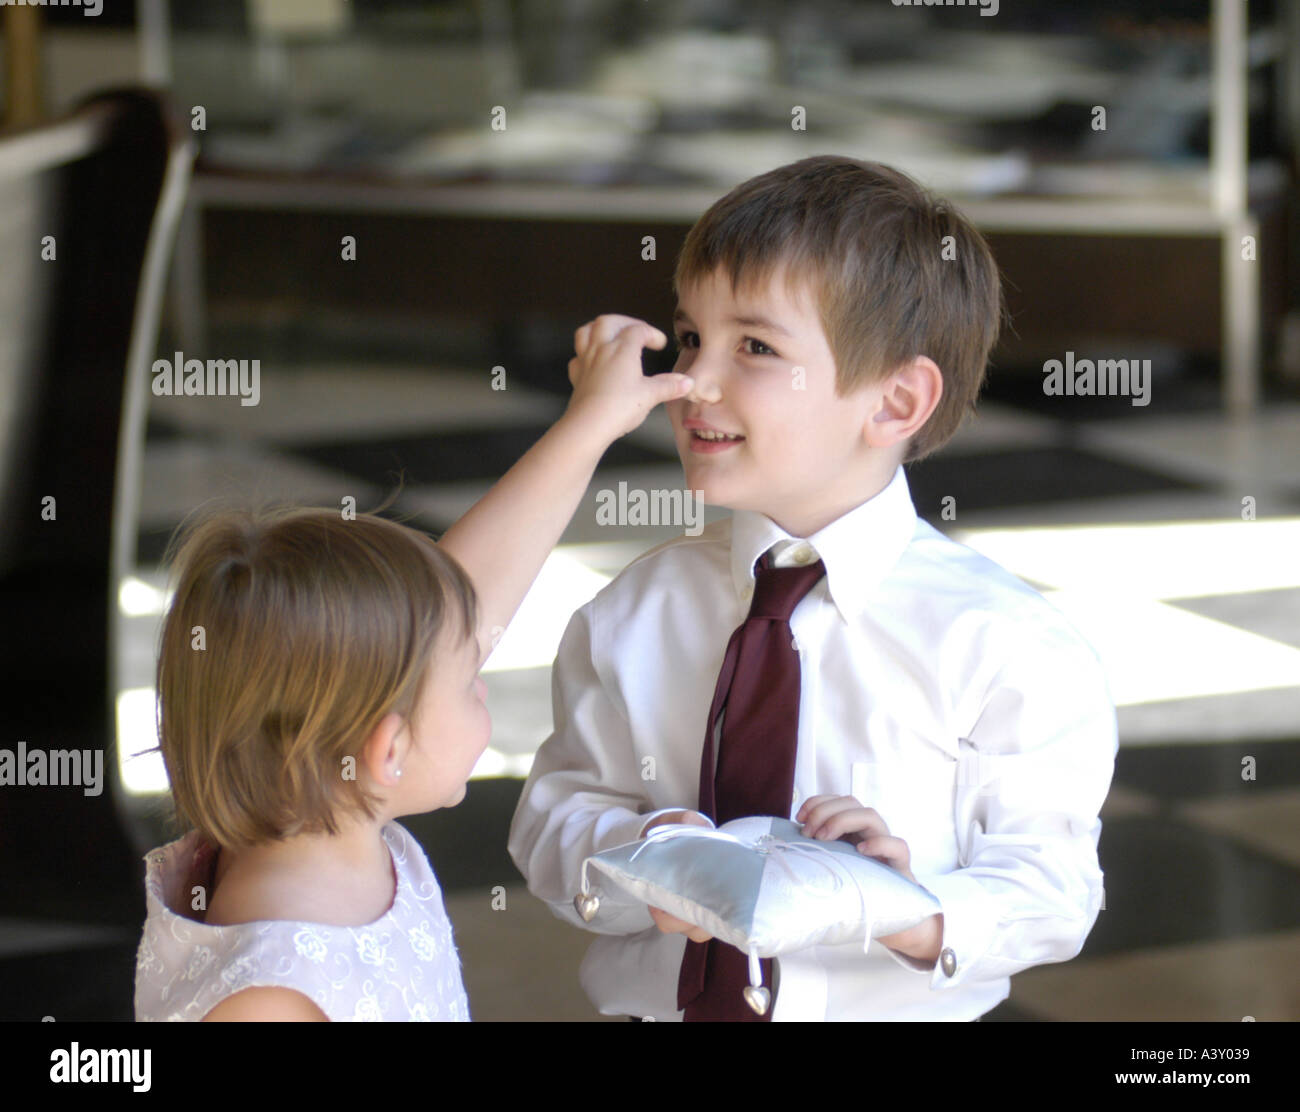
[680,365,723,405]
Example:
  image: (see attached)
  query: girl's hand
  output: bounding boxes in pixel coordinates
[436,314,691,667]
[563,315,694,439]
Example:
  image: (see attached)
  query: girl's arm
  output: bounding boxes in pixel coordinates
[437,316,692,667]
[202,986,329,1022]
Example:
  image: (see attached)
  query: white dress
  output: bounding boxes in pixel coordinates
[134,821,470,1021]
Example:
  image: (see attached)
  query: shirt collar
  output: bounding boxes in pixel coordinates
[729,465,918,622]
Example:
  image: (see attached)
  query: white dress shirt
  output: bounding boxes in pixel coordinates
[508,465,1116,1021]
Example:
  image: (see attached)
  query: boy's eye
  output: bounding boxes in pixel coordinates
[673,331,776,357]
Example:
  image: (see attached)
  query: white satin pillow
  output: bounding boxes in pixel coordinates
[575,815,942,1012]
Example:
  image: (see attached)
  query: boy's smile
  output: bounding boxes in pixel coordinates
[667,263,903,537]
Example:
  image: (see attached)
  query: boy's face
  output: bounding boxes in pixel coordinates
[667,263,900,537]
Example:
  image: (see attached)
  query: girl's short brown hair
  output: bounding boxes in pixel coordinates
[674,155,1006,461]
[154,502,478,849]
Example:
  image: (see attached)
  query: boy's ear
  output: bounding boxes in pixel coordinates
[868,356,943,446]
[360,711,408,788]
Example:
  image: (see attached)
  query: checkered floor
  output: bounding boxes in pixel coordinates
[8,343,1299,1021]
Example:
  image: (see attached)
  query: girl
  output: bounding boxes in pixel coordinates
[134,317,690,1021]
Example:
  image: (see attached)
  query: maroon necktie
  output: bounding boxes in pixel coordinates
[677,548,827,1021]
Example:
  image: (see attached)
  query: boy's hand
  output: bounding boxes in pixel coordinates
[643,809,715,943]
[797,794,943,961]
[648,906,713,943]
[797,794,917,883]
[564,315,694,439]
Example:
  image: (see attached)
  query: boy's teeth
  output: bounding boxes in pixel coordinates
[695,430,742,440]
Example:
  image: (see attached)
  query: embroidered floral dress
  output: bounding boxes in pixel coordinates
[135,822,469,1021]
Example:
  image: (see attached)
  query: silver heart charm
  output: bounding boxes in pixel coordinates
[574,893,600,922]
[743,986,771,1016]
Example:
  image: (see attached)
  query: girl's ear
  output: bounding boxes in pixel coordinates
[359,711,408,788]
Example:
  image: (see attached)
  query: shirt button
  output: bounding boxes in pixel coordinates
[791,545,814,565]
[791,788,800,807]
[741,585,753,601]
[940,948,957,978]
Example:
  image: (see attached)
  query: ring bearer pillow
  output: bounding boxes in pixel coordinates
[576,816,942,1014]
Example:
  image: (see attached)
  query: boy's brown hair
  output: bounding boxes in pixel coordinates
[154,503,478,849]
[673,155,1005,461]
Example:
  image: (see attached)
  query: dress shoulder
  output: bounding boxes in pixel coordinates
[133,823,470,1021]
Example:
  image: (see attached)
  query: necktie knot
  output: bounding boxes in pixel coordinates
[748,555,826,622]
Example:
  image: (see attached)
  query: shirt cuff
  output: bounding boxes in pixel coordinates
[881,871,1001,990]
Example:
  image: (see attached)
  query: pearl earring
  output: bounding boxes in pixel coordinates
[395,769,403,778]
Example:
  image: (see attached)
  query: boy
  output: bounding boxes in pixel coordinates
[507,155,1116,1021]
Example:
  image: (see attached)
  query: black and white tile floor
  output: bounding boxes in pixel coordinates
[12,347,1299,1022]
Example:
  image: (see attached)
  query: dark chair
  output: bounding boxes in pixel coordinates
[0,89,193,933]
